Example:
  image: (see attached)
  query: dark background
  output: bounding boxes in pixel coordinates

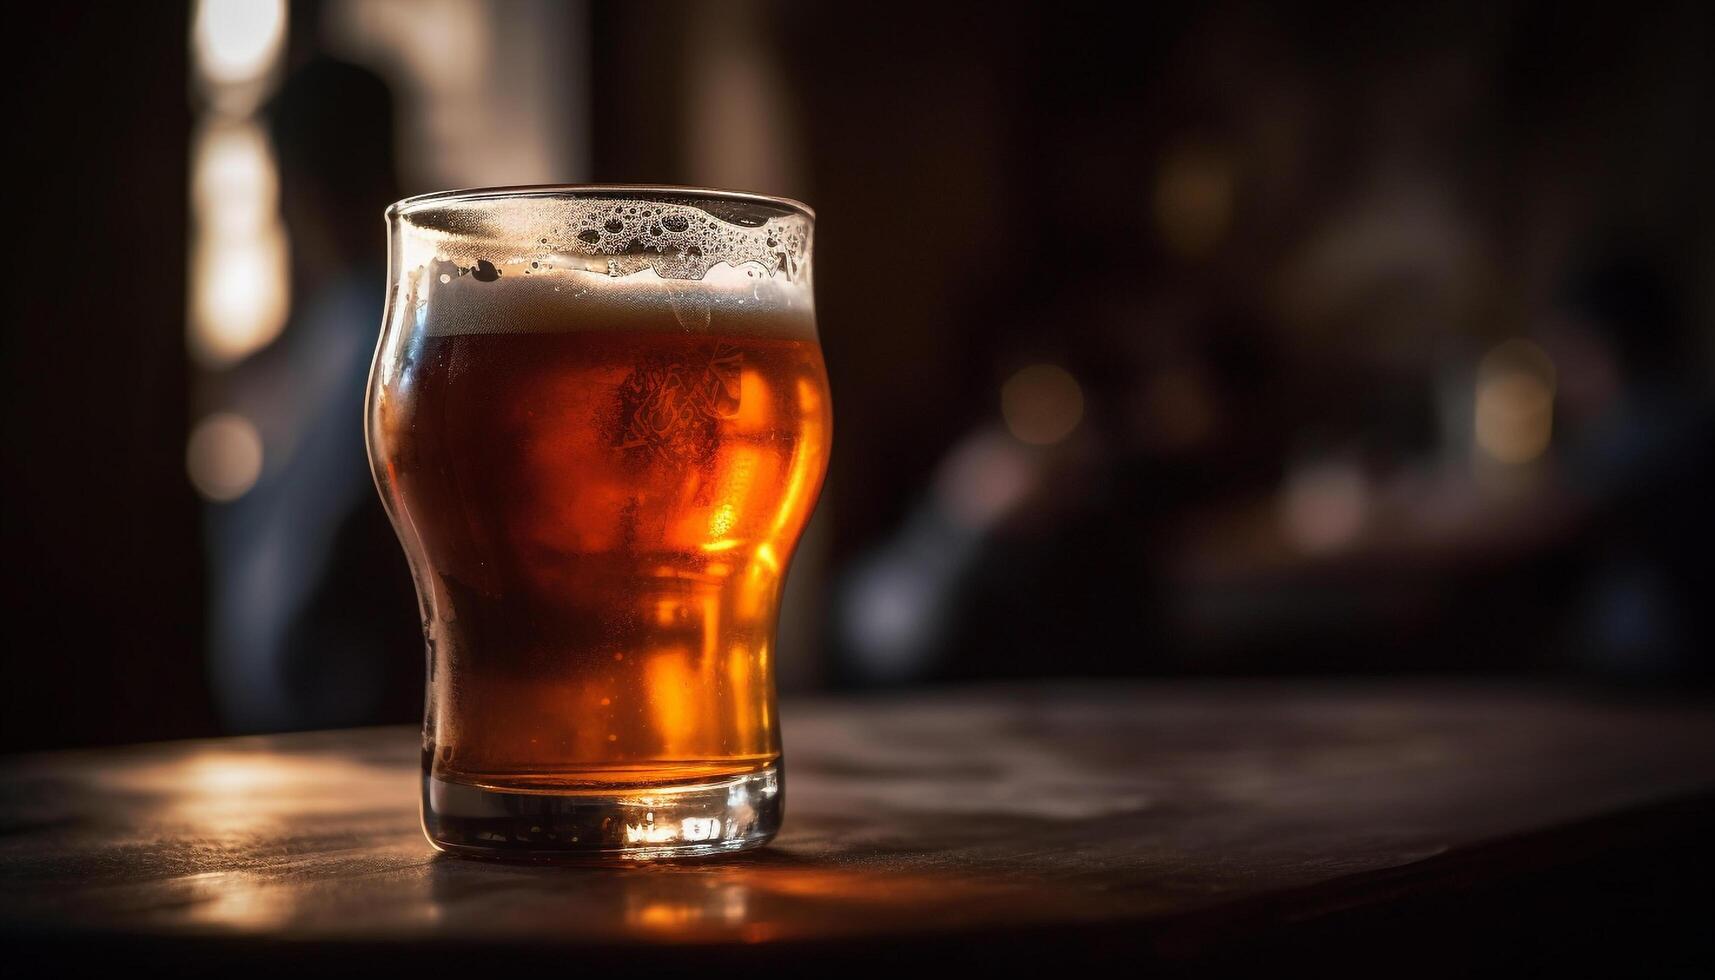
[4,1,1711,751]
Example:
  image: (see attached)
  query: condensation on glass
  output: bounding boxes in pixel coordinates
[365,186,829,859]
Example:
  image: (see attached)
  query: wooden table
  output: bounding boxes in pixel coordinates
[4,682,1714,974]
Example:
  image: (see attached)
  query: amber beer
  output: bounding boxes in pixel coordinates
[367,188,826,857]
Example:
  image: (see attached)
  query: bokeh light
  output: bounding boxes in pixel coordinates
[188,0,290,370]
[1001,364,1085,445]
[189,222,291,366]
[192,0,287,88]
[1474,339,1556,466]
[1280,458,1369,554]
[187,412,264,502]
[191,122,280,234]
[188,122,290,366]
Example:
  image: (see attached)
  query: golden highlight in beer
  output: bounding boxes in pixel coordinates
[366,188,827,856]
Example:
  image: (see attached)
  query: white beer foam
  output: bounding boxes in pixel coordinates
[388,191,815,340]
[408,261,817,340]
[392,191,811,284]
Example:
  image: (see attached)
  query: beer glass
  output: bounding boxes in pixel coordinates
[365,186,829,858]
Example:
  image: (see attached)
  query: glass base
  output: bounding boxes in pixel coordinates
[422,760,783,861]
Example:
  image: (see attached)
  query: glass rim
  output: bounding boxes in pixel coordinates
[387,183,815,222]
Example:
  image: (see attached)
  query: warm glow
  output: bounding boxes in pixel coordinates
[753,543,780,574]
[620,808,732,847]
[1001,363,1084,445]
[727,644,755,745]
[193,0,287,87]
[187,412,264,502]
[192,122,280,232]
[737,559,774,621]
[1475,339,1556,465]
[700,446,759,542]
[631,902,695,928]
[98,748,413,852]
[729,368,773,432]
[188,121,290,366]
[671,441,764,554]
[624,818,682,845]
[708,503,738,539]
[184,752,288,795]
[1280,458,1369,554]
[647,649,697,755]
[701,596,721,664]
[624,883,749,931]
[190,224,291,366]
[681,816,723,841]
[764,378,827,542]
[654,598,683,627]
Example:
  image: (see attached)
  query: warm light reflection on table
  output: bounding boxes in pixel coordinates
[5,687,1715,950]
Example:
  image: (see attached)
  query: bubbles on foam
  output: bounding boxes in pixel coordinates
[395,192,811,286]
[554,197,809,282]
[392,192,815,342]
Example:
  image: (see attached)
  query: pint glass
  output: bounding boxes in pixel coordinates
[365,187,828,858]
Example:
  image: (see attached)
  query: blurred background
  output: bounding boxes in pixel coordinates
[3,0,1710,751]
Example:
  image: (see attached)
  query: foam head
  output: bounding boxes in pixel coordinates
[387,187,817,340]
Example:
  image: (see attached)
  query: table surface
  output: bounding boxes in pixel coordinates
[4,681,1715,969]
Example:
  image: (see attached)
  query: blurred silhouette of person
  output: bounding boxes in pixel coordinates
[206,58,420,731]
[1553,250,1715,683]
